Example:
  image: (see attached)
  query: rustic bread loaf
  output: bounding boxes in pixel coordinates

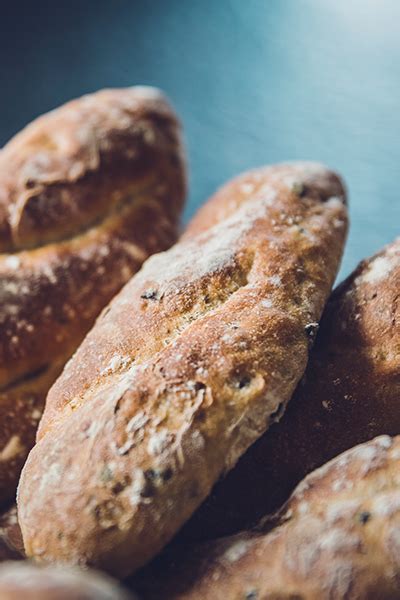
[133,435,400,600]
[179,238,400,540]
[17,162,348,576]
[0,86,186,505]
[0,562,135,599]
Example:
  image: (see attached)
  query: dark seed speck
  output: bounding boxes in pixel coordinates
[305,322,319,346]
[236,376,251,389]
[141,289,159,300]
[358,511,371,524]
[292,182,308,197]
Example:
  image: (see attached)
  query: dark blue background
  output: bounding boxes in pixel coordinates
[1,0,399,279]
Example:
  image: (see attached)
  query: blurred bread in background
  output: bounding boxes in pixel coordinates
[0,86,186,507]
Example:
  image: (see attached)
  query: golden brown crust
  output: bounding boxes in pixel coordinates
[133,435,400,600]
[183,161,346,238]
[0,86,186,505]
[179,238,400,540]
[0,561,135,599]
[0,86,184,251]
[18,162,347,577]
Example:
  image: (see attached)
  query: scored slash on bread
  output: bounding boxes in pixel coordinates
[179,237,400,540]
[133,435,400,600]
[17,161,348,576]
[0,87,186,506]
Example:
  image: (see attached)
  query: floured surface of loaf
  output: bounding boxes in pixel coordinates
[18,162,347,576]
[0,86,186,504]
[180,237,400,539]
[133,435,400,600]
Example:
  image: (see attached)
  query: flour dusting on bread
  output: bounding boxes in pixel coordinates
[18,162,348,577]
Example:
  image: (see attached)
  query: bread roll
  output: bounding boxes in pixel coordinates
[17,162,348,576]
[180,238,400,540]
[133,435,400,600]
[0,561,135,599]
[0,86,186,505]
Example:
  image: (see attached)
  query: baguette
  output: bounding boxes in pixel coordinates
[133,435,400,600]
[0,562,135,599]
[180,238,400,539]
[18,162,348,576]
[0,86,186,505]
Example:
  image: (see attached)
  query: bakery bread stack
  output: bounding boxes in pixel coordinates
[0,87,398,598]
[17,161,347,576]
[0,87,186,507]
[179,237,400,539]
[130,240,400,598]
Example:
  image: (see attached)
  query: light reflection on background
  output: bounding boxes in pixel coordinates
[0,0,399,278]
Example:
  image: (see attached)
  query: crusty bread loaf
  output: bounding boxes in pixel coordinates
[0,562,135,599]
[17,162,348,576]
[133,435,400,600]
[179,238,400,540]
[0,86,186,505]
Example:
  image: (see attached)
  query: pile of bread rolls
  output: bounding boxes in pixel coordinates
[0,87,397,599]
